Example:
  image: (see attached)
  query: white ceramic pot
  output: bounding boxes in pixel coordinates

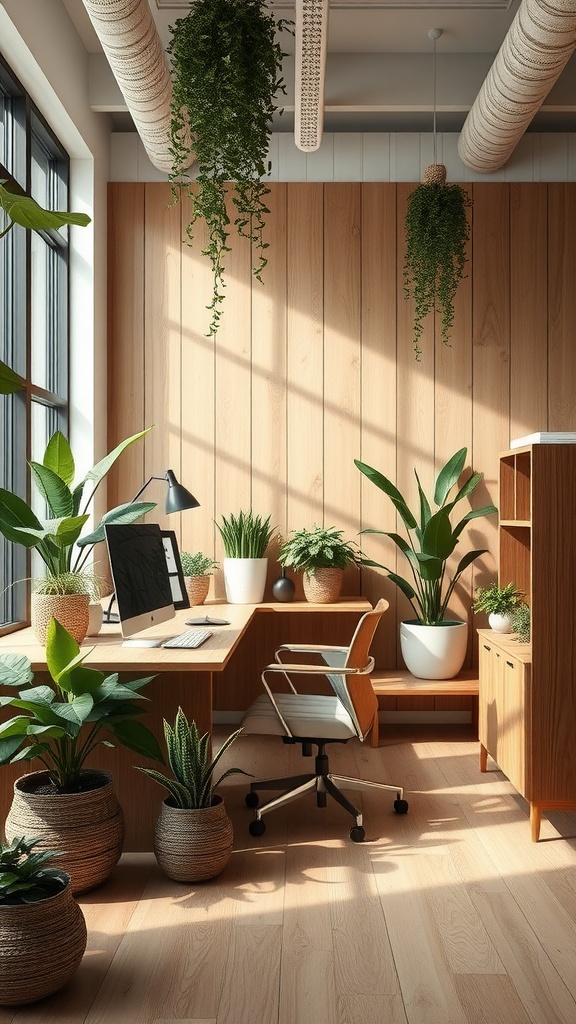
[86,601,104,636]
[488,611,513,633]
[223,558,268,604]
[400,619,468,680]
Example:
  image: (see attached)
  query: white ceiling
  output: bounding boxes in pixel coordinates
[63,0,576,133]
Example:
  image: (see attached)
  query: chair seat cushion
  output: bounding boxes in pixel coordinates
[241,692,356,740]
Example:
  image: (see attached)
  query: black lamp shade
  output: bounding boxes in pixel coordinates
[164,470,200,514]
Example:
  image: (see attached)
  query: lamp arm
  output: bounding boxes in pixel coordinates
[129,475,166,504]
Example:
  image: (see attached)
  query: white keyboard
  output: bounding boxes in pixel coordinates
[162,628,213,649]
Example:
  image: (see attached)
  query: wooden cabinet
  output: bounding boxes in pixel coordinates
[478,444,576,841]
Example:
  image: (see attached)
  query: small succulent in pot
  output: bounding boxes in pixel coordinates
[180,550,219,606]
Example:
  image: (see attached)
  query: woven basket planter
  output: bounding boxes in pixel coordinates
[302,567,344,604]
[154,795,233,883]
[0,870,87,1005]
[184,575,211,607]
[31,592,90,645]
[5,770,125,896]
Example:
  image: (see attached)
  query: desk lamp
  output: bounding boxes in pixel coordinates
[104,470,199,623]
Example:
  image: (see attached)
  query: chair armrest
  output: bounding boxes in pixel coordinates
[276,643,348,658]
[264,662,371,675]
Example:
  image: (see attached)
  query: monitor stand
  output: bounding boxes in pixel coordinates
[186,615,230,626]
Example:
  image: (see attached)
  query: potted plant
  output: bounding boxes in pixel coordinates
[355,448,497,679]
[0,618,163,894]
[403,166,472,359]
[0,426,154,643]
[136,708,249,882]
[167,0,290,335]
[278,525,360,604]
[0,835,87,1005]
[180,550,218,607]
[473,580,524,633]
[511,602,530,643]
[215,510,275,604]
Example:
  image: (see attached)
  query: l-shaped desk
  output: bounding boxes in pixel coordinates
[0,599,370,850]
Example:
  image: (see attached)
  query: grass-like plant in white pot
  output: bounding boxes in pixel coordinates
[355,448,497,679]
[137,707,249,882]
[473,580,524,634]
[216,510,275,604]
[0,836,87,1006]
[180,550,218,607]
[278,525,360,603]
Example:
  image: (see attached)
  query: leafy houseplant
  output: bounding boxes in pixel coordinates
[355,448,497,679]
[137,707,249,882]
[0,836,87,1006]
[0,617,163,892]
[0,180,91,394]
[404,173,472,359]
[511,603,530,643]
[167,0,290,335]
[0,427,154,641]
[180,550,219,606]
[474,581,524,633]
[279,524,360,603]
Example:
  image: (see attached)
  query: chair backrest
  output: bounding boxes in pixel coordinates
[326,598,388,740]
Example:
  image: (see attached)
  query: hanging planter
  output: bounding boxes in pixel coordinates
[168,0,290,335]
[403,163,472,359]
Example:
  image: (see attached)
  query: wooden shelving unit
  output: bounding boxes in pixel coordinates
[479,444,576,840]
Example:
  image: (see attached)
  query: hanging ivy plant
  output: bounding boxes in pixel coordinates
[168,0,290,335]
[403,167,472,359]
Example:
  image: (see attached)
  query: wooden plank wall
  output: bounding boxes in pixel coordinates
[107,182,576,713]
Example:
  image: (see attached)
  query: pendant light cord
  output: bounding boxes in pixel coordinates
[432,33,438,164]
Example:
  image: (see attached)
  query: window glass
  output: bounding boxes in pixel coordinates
[0,59,69,632]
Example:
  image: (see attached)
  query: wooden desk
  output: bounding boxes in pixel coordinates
[0,598,369,850]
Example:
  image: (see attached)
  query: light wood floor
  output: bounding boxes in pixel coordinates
[3,725,576,1024]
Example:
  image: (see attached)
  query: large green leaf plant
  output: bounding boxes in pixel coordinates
[0,428,154,584]
[0,618,163,790]
[355,448,497,625]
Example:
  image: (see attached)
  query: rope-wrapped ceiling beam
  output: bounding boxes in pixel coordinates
[459,0,576,173]
[295,0,330,153]
[81,0,192,174]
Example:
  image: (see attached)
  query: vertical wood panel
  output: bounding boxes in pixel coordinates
[213,192,252,582]
[251,182,288,592]
[548,184,576,429]
[324,183,362,597]
[471,185,511,608]
[107,183,145,512]
[436,184,474,659]
[360,183,398,668]
[143,184,182,533]
[180,190,217,571]
[510,184,548,440]
[286,184,324,551]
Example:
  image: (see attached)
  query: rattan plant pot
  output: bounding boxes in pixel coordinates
[184,575,211,606]
[154,795,233,883]
[302,568,344,604]
[0,869,87,1006]
[31,592,90,645]
[5,770,125,895]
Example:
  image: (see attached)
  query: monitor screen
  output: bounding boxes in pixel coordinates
[104,523,175,638]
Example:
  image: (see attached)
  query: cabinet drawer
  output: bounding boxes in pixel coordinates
[479,639,529,797]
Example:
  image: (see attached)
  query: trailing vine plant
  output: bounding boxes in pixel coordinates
[168,0,291,335]
[403,165,472,359]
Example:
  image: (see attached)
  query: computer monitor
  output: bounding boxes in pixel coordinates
[104,523,175,638]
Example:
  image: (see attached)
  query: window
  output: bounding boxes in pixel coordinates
[0,56,69,632]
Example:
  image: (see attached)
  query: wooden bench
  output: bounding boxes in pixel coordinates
[369,668,480,746]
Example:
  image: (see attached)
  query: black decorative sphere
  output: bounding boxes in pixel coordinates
[272,572,296,603]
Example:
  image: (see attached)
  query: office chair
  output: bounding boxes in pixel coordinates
[241,598,408,842]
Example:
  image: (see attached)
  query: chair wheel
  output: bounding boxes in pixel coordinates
[350,826,365,843]
[245,791,259,808]
[394,798,409,814]
[249,818,266,837]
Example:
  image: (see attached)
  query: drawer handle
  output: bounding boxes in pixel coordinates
[506,660,515,669]
[483,645,491,652]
